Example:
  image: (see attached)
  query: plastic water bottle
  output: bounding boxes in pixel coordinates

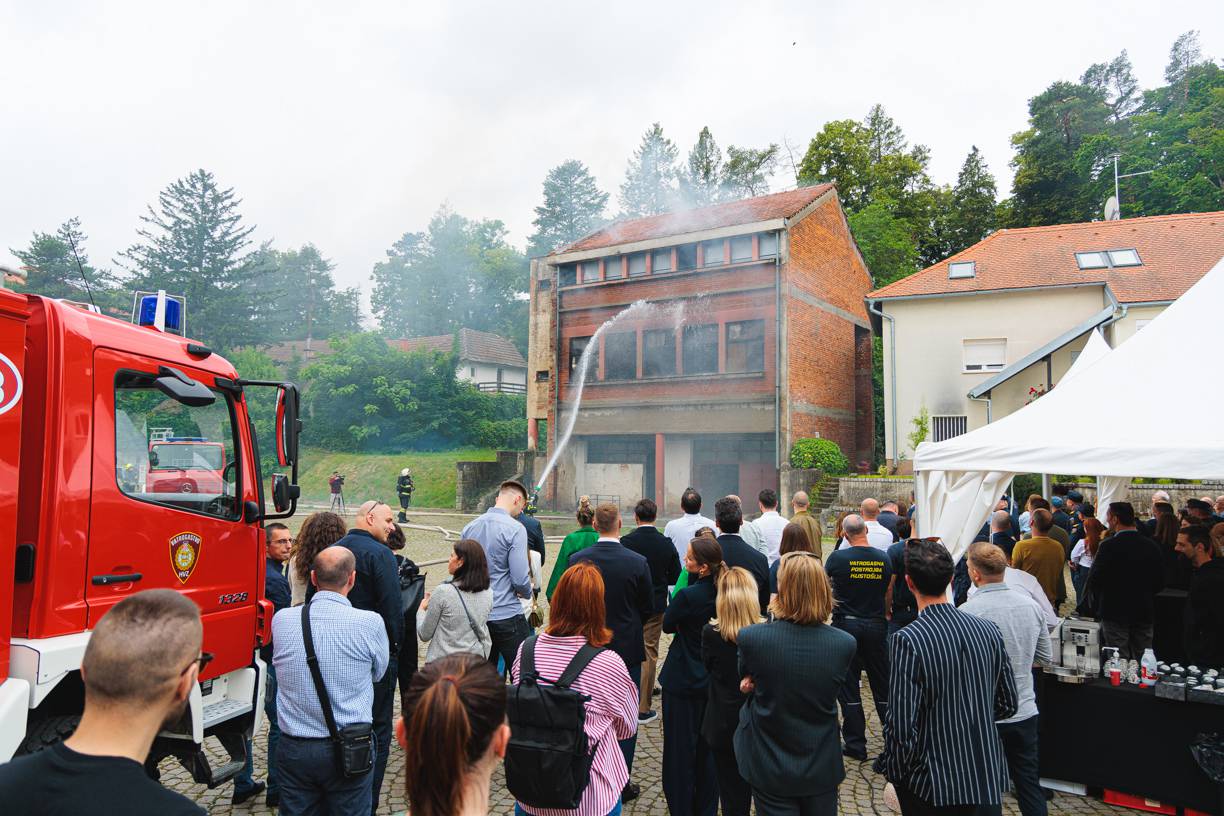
[1140,648,1159,687]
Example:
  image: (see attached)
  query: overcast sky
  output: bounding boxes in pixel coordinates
[2,1,1218,310]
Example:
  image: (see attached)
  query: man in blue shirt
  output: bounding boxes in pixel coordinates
[305,500,401,815]
[275,547,389,815]
[462,480,531,673]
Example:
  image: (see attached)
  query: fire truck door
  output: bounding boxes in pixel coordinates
[87,349,257,673]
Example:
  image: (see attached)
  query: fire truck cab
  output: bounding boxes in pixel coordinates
[146,437,227,495]
[0,286,301,788]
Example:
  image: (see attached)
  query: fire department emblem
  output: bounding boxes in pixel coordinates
[0,352,22,416]
[169,532,202,584]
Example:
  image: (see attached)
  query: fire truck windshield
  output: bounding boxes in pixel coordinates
[150,443,224,471]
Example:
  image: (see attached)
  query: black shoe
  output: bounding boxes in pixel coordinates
[266,791,280,808]
[637,710,658,724]
[842,747,868,762]
[232,781,266,805]
[621,782,641,802]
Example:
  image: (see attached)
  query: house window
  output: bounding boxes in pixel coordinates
[537,279,552,291]
[628,253,647,277]
[676,244,697,271]
[569,336,591,375]
[1075,252,1108,270]
[758,232,778,257]
[703,240,725,267]
[730,235,753,262]
[469,367,475,378]
[603,332,637,380]
[535,370,549,382]
[558,264,577,286]
[604,257,624,279]
[682,324,719,375]
[652,249,673,273]
[643,329,676,377]
[580,261,601,283]
[725,319,765,373]
[1108,248,1142,267]
[963,339,1006,372]
[948,261,976,279]
[932,415,968,442]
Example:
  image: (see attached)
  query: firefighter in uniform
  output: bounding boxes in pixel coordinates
[396,467,414,523]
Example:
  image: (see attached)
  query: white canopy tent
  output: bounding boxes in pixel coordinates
[913,257,1224,564]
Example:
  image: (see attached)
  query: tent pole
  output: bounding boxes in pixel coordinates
[1041,473,1051,499]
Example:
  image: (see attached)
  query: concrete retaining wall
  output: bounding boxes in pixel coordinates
[455,451,535,512]
[838,477,915,507]
[780,466,824,503]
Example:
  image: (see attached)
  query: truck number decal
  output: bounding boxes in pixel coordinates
[0,352,22,416]
[218,592,248,605]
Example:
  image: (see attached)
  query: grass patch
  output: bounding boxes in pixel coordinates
[295,447,497,508]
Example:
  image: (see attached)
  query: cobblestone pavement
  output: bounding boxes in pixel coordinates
[170,514,1132,815]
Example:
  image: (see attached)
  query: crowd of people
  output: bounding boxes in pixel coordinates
[4,481,1224,816]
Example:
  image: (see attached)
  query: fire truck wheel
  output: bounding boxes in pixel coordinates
[17,714,80,755]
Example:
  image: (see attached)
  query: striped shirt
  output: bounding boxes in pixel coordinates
[878,602,1018,806]
[511,634,638,816]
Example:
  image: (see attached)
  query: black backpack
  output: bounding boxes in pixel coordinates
[505,635,603,809]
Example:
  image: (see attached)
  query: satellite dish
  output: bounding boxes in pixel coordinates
[1104,196,1121,221]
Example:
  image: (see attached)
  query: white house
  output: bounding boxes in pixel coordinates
[398,328,527,394]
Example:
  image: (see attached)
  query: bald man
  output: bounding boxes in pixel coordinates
[305,501,402,814]
[837,498,894,552]
[0,590,206,814]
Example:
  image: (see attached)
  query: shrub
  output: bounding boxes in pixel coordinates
[789,438,850,474]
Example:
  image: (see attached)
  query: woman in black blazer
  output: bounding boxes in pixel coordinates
[659,535,722,816]
[735,551,857,816]
[701,566,764,816]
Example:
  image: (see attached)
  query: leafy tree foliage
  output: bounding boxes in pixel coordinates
[527,160,609,257]
[619,123,679,217]
[119,169,265,352]
[722,144,780,199]
[10,218,123,313]
[299,332,525,451]
[1081,50,1141,122]
[947,146,999,255]
[848,203,919,288]
[371,207,528,352]
[251,244,361,342]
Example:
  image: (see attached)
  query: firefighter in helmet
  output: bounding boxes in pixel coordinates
[396,467,414,523]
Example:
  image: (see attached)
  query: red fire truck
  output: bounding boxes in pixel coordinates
[0,285,302,788]
[146,437,227,495]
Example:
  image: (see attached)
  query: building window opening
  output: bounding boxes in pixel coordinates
[725,319,765,373]
[1108,248,1142,267]
[932,415,968,442]
[730,235,753,263]
[963,338,1006,372]
[703,240,725,267]
[758,232,778,258]
[603,332,637,380]
[1074,252,1108,270]
[628,253,648,277]
[569,336,591,375]
[604,257,624,279]
[683,324,719,375]
[558,264,577,286]
[652,249,672,273]
[535,370,550,382]
[643,329,676,377]
[580,261,601,283]
[676,244,697,271]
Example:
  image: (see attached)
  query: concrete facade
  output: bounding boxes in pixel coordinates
[527,187,874,513]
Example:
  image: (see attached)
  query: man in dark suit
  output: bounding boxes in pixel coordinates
[713,496,770,615]
[1079,502,1165,658]
[876,538,1018,816]
[569,502,654,802]
[621,498,681,724]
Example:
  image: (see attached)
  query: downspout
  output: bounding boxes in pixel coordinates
[866,300,898,464]
[1098,286,1127,343]
[969,392,993,423]
[774,237,783,483]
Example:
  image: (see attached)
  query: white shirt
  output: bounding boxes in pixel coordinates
[967,566,1060,631]
[1070,540,1094,569]
[755,510,789,564]
[836,520,894,553]
[737,519,770,558]
[663,512,716,562]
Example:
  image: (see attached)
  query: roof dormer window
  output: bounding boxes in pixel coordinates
[948,261,976,279]
[1075,248,1142,270]
[1108,248,1142,267]
[1075,252,1108,269]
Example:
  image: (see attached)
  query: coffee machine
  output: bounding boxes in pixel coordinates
[1054,618,1101,677]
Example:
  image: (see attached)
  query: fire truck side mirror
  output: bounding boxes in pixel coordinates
[271,473,299,514]
[275,384,301,468]
[155,366,216,407]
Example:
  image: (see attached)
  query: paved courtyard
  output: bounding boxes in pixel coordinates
[169,511,1134,815]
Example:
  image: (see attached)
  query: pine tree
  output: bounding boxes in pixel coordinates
[11,218,121,311]
[722,144,779,199]
[526,160,608,257]
[119,169,263,351]
[253,244,362,342]
[947,147,998,254]
[680,127,723,207]
[1165,30,1202,91]
[618,123,679,217]
[1081,50,1141,121]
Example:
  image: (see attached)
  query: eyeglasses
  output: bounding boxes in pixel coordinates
[182,651,214,676]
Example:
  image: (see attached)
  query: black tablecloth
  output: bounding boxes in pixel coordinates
[1154,589,1188,663]
[1038,673,1224,813]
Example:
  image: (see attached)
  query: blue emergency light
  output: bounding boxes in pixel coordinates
[137,294,182,331]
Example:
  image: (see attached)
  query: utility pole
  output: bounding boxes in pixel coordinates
[1110,153,1156,219]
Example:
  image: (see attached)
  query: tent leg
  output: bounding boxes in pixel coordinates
[1041,473,1051,498]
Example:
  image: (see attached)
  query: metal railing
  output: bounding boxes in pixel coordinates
[475,381,526,395]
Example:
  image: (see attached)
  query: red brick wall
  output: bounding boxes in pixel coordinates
[783,196,875,466]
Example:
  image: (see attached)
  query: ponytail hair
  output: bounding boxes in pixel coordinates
[576,495,595,527]
[402,654,506,816]
[688,535,724,581]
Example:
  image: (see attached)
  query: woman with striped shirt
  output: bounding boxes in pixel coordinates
[511,561,638,816]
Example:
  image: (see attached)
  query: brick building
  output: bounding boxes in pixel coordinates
[526,185,874,512]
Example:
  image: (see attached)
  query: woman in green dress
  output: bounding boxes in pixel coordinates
[545,496,598,600]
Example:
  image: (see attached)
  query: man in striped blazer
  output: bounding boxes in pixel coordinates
[875,538,1018,816]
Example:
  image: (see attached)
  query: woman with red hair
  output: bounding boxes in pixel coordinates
[510,562,637,816]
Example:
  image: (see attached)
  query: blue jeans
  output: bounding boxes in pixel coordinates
[277,734,372,816]
[518,802,621,816]
[236,662,281,796]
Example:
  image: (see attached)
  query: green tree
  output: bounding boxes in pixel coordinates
[946,146,999,255]
[119,169,265,351]
[252,244,361,342]
[371,207,528,352]
[619,123,679,217]
[1081,50,1141,121]
[847,203,919,288]
[798,119,873,209]
[680,127,723,207]
[1165,29,1203,102]
[10,218,122,312]
[526,160,609,257]
[721,144,779,199]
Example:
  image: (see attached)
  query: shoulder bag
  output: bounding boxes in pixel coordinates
[302,600,376,778]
